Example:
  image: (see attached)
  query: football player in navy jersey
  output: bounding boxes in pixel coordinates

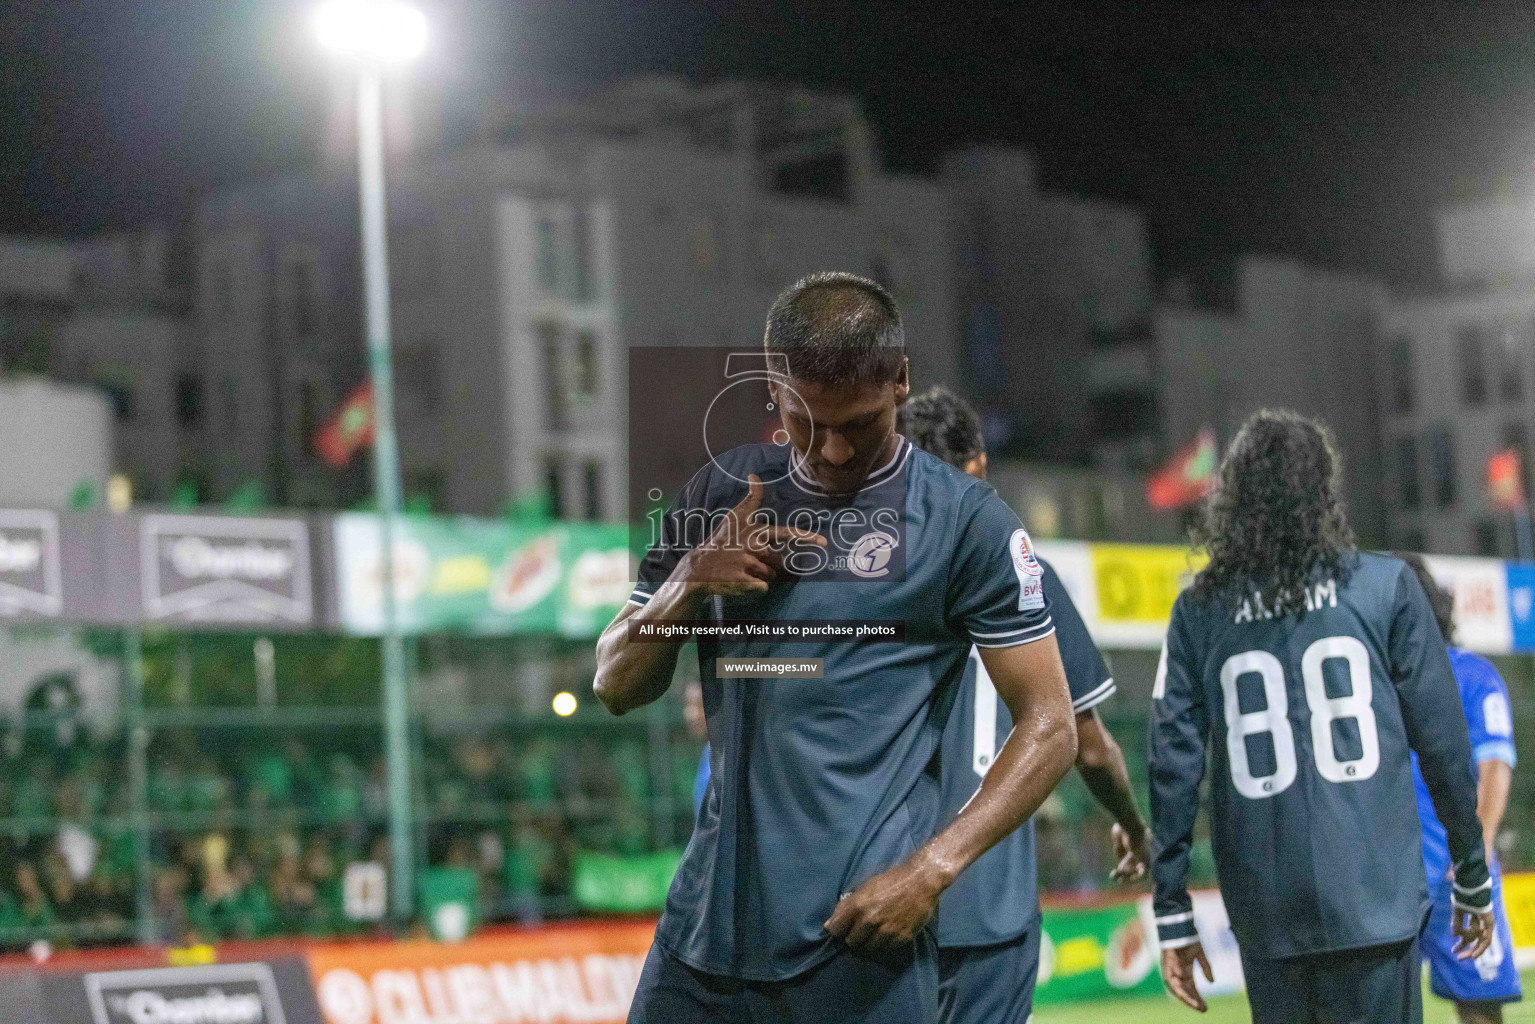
[1150,410,1494,1023]
[595,273,1079,1024]
[907,386,1149,1024]
[1397,554,1522,1024]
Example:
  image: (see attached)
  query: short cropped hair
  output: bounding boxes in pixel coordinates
[906,386,984,470]
[763,272,905,389]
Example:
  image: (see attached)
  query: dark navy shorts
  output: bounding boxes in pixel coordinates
[627,933,939,1024]
[1240,936,1422,1024]
[937,928,1040,1024]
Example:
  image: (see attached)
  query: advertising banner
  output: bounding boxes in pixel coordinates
[133,514,315,628]
[35,957,324,1024]
[1086,543,1206,649]
[305,921,656,1024]
[1423,555,1513,655]
[1034,901,1161,1005]
[1505,563,1535,653]
[331,516,631,638]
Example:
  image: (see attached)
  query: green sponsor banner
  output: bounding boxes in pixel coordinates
[571,849,683,913]
[1034,901,1162,1005]
[333,515,634,637]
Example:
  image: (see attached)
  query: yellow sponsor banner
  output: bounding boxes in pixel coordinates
[1090,544,1206,625]
[1503,872,1535,950]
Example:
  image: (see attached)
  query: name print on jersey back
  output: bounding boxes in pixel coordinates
[1152,552,1481,959]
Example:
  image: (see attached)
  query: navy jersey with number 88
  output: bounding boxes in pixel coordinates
[1149,551,1490,959]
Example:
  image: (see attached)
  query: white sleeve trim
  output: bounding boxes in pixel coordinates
[1154,911,1194,926]
[1072,677,1116,713]
[972,624,1056,649]
[971,618,1053,639]
[1159,934,1202,951]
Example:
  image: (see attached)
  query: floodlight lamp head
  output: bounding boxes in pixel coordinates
[315,0,426,64]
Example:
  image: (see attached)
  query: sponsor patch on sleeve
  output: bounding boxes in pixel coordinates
[1009,528,1046,611]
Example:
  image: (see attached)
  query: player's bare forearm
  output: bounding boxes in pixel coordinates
[593,579,708,715]
[1076,708,1149,879]
[824,636,1075,949]
[923,637,1077,884]
[1477,759,1512,858]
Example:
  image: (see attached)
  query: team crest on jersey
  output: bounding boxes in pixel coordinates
[1009,528,1046,610]
[847,530,899,578]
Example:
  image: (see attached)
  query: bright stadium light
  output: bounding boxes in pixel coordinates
[553,692,578,717]
[315,0,427,63]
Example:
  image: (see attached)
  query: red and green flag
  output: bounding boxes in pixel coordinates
[314,381,375,468]
[1489,448,1525,511]
[1147,428,1218,510]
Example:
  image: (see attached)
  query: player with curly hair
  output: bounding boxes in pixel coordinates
[1150,409,1495,1023]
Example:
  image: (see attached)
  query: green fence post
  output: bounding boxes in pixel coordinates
[124,628,154,946]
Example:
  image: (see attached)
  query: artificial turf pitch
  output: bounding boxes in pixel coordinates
[1034,968,1535,1023]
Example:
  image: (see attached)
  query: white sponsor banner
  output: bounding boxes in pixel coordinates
[1422,555,1512,655]
[1035,539,1096,629]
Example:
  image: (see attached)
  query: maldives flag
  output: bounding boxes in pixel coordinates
[1147,428,1218,510]
[314,381,375,468]
[1489,448,1525,510]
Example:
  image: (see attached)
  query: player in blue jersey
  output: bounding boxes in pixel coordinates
[907,386,1150,1024]
[595,273,1080,1024]
[1398,554,1522,1024]
[1149,410,1494,1023]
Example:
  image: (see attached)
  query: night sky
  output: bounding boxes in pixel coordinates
[6,1,1535,290]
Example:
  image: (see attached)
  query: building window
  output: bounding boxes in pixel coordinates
[583,460,602,521]
[1504,421,1530,495]
[1396,436,1419,509]
[298,379,322,443]
[291,261,317,337]
[1459,324,1487,407]
[544,456,565,519]
[220,379,239,434]
[574,331,599,401]
[572,207,594,302]
[751,216,781,286]
[535,217,559,293]
[213,260,234,322]
[175,373,204,428]
[395,344,443,416]
[1475,519,1500,557]
[1427,425,1457,508]
[1389,336,1414,414]
[1500,322,1525,402]
[690,213,721,276]
[540,323,566,430]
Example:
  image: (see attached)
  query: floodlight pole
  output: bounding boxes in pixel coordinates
[355,66,414,922]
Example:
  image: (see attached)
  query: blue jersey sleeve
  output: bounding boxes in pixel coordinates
[1041,560,1114,711]
[1461,655,1517,769]
[944,484,1053,647]
[1390,564,1492,911]
[1149,595,1208,950]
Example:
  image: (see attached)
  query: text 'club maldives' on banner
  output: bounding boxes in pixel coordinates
[305,921,656,1024]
